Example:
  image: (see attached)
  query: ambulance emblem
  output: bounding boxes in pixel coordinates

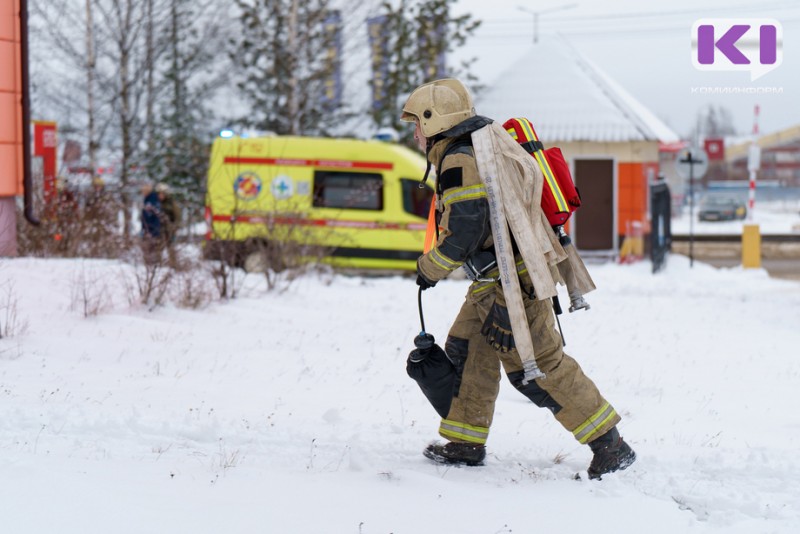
[233,172,262,201]
[271,175,294,200]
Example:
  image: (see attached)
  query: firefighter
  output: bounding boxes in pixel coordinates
[401,79,636,479]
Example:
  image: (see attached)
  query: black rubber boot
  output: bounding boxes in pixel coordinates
[423,441,486,466]
[587,427,636,480]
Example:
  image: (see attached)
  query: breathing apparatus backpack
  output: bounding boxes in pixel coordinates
[503,117,594,313]
[503,117,581,227]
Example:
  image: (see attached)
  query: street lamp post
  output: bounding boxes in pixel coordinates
[676,147,709,268]
[518,3,578,44]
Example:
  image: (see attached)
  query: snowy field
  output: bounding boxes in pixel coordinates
[1,255,799,534]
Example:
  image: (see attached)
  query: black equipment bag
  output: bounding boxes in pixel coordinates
[406,333,455,419]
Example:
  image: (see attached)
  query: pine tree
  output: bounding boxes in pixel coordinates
[146,0,228,218]
[368,0,481,144]
[229,0,351,136]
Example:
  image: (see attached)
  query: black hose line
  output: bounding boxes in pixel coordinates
[418,286,426,333]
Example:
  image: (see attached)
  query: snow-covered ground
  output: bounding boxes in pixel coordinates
[1,255,799,533]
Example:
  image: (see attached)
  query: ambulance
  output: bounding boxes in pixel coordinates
[204,133,433,271]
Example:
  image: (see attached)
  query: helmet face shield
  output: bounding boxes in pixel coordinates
[400,78,475,137]
[400,110,418,123]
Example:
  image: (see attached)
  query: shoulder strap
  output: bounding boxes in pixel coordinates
[437,136,473,171]
[436,136,473,197]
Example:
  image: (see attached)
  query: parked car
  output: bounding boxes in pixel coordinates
[698,194,747,221]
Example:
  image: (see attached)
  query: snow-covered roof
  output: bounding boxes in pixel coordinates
[475,36,680,144]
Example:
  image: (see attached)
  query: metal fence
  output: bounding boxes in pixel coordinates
[651,182,671,274]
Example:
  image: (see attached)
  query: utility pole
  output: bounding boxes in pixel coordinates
[518,3,578,44]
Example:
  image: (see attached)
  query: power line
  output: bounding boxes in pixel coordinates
[470,16,800,39]
[479,1,800,25]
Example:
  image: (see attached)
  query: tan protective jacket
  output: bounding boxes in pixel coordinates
[417,117,595,382]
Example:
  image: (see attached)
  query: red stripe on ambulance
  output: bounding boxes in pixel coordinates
[212,214,425,232]
[223,157,393,171]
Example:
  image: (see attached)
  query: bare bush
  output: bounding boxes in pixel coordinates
[204,239,247,300]
[204,188,339,294]
[239,210,335,292]
[69,263,113,318]
[246,238,330,292]
[169,257,215,310]
[120,247,174,311]
[16,187,127,259]
[119,242,221,310]
[136,263,173,311]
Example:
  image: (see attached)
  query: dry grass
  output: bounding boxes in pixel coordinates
[69,264,113,317]
[0,278,28,339]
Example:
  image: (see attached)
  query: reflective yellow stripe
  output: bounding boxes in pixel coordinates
[573,403,618,444]
[442,184,487,207]
[470,259,528,294]
[440,419,489,444]
[515,258,528,277]
[518,118,538,143]
[506,127,519,140]
[429,247,459,271]
[533,150,570,213]
[509,118,569,213]
[471,281,496,295]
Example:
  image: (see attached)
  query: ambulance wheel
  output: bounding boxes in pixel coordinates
[243,251,268,273]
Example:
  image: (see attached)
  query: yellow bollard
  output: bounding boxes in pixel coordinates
[742,224,761,269]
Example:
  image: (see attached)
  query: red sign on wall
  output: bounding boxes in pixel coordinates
[33,120,57,204]
[704,138,725,161]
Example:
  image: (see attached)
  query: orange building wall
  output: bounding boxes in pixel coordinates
[617,161,658,236]
[0,0,22,197]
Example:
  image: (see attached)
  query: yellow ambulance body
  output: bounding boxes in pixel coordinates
[204,134,433,271]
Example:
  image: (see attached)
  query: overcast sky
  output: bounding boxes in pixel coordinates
[450,0,799,139]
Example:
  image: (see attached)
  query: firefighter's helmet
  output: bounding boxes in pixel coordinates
[400,78,475,138]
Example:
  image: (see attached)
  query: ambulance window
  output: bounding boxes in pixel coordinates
[313,171,383,210]
[401,179,433,219]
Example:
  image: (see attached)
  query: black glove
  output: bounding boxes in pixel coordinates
[416,274,436,290]
[481,301,515,352]
[416,260,437,290]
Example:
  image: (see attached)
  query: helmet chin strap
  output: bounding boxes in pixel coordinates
[418,137,435,189]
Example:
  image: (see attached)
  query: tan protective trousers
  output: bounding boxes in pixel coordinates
[438,283,621,446]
